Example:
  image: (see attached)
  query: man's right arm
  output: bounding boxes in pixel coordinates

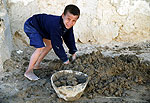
[50,29,69,63]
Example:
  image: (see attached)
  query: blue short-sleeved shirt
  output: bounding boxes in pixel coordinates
[24,14,77,62]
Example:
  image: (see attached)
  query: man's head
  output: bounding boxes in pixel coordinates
[62,4,80,29]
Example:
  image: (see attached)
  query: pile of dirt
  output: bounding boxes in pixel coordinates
[0,46,150,103]
[60,51,150,98]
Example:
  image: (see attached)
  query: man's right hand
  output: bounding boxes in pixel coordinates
[63,59,69,64]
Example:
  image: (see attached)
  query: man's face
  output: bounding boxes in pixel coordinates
[62,12,79,29]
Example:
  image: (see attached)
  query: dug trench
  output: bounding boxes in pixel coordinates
[0,45,150,103]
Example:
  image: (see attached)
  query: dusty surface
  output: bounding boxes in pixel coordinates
[0,42,150,103]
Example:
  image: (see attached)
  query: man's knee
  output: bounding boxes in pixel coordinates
[43,39,52,51]
[46,45,52,51]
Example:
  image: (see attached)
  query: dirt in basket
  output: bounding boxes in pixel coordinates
[53,73,87,87]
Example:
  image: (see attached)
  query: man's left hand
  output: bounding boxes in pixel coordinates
[72,53,76,61]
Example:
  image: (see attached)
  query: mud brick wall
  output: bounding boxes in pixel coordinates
[7,0,150,45]
[0,0,13,71]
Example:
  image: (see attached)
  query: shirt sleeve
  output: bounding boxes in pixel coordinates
[62,27,77,54]
[50,29,68,62]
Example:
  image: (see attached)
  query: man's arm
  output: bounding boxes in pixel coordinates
[50,29,69,62]
[62,27,77,55]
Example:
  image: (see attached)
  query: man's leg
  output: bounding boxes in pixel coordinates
[24,39,52,80]
[34,39,52,69]
[24,47,44,80]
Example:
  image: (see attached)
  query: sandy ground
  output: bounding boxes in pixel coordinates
[0,41,150,103]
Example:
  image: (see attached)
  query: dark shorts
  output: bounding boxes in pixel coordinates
[24,18,45,48]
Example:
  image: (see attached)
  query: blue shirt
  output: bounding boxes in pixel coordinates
[28,14,77,62]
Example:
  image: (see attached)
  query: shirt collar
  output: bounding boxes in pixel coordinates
[60,16,68,30]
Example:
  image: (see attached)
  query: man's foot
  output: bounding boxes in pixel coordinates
[24,72,39,80]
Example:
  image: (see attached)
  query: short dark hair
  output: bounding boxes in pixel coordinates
[64,4,80,17]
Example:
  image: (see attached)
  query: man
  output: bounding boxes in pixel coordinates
[24,4,80,80]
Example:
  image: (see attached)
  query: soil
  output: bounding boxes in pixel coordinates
[53,72,87,87]
[0,42,150,103]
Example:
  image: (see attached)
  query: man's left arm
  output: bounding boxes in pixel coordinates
[62,27,77,55]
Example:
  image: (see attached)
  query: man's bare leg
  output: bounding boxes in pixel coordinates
[24,47,44,80]
[34,39,52,69]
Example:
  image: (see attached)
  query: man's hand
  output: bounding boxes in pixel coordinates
[63,59,69,64]
[72,53,76,61]
[64,53,76,64]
